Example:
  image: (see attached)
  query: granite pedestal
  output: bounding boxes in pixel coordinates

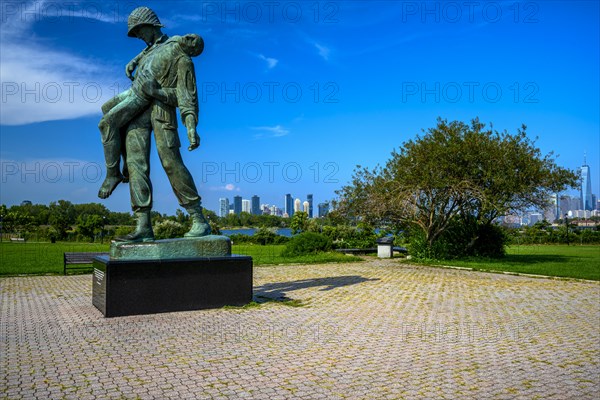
[92,236,252,317]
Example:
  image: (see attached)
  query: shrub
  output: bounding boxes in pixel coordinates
[227,233,254,244]
[282,232,333,257]
[321,224,377,249]
[254,227,278,245]
[407,229,452,260]
[227,229,290,245]
[153,220,187,239]
[471,223,506,258]
[407,217,506,260]
[273,235,290,245]
[114,226,134,238]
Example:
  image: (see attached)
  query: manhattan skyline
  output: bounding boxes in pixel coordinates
[219,193,317,218]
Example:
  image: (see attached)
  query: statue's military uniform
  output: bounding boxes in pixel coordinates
[126,34,200,212]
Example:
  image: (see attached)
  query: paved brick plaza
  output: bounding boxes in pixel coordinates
[1,259,599,399]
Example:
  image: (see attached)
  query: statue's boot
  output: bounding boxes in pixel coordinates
[114,211,154,242]
[98,118,124,199]
[184,205,211,237]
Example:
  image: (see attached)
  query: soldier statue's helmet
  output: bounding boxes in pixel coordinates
[127,6,164,38]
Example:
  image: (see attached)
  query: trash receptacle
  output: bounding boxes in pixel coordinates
[376,236,394,258]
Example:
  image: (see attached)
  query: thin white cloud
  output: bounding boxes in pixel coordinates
[208,183,241,192]
[258,54,279,69]
[0,0,125,126]
[314,43,331,61]
[251,125,289,139]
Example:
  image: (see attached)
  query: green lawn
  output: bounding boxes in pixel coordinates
[232,244,362,266]
[0,242,110,275]
[1,242,598,280]
[0,242,361,276]
[419,245,600,281]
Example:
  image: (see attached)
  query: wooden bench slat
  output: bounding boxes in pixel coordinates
[64,252,109,275]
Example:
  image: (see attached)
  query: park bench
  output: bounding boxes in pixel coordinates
[393,246,408,254]
[335,248,377,255]
[63,252,108,275]
[334,247,408,256]
[10,238,26,243]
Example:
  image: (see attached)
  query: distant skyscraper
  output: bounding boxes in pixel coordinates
[251,195,260,215]
[303,201,309,213]
[318,202,330,218]
[294,198,302,213]
[242,199,251,213]
[307,194,313,218]
[233,195,242,215]
[219,198,229,217]
[546,193,559,222]
[285,194,294,217]
[580,158,593,211]
[529,213,543,226]
[559,195,570,216]
[560,195,581,215]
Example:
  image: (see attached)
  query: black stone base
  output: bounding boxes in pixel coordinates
[92,255,253,317]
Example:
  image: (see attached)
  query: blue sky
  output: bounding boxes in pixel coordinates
[1,0,599,214]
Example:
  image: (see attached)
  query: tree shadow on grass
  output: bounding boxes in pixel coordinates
[501,254,572,265]
[254,275,380,301]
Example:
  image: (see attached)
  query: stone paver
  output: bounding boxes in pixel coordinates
[1,259,599,399]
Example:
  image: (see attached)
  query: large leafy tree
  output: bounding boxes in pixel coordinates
[76,214,105,242]
[48,200,76,240]
[1,210,34,236]
[336,118,578,252]
[72,203,109,219]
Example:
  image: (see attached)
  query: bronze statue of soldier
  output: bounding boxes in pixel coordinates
[98,6,210,242]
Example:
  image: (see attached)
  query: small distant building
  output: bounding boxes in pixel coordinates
[285,194,294,218]
[568,210,592,219]
[251,195,260,215]
[219,198,230,218]
[242,199,251,214]
[233,196,242,215]
[318,202,330,218]
[270,205,282,216]
[576,219,599,229]
[529,213,543,226]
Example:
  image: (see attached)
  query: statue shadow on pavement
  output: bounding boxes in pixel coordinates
[253,275,380,302]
